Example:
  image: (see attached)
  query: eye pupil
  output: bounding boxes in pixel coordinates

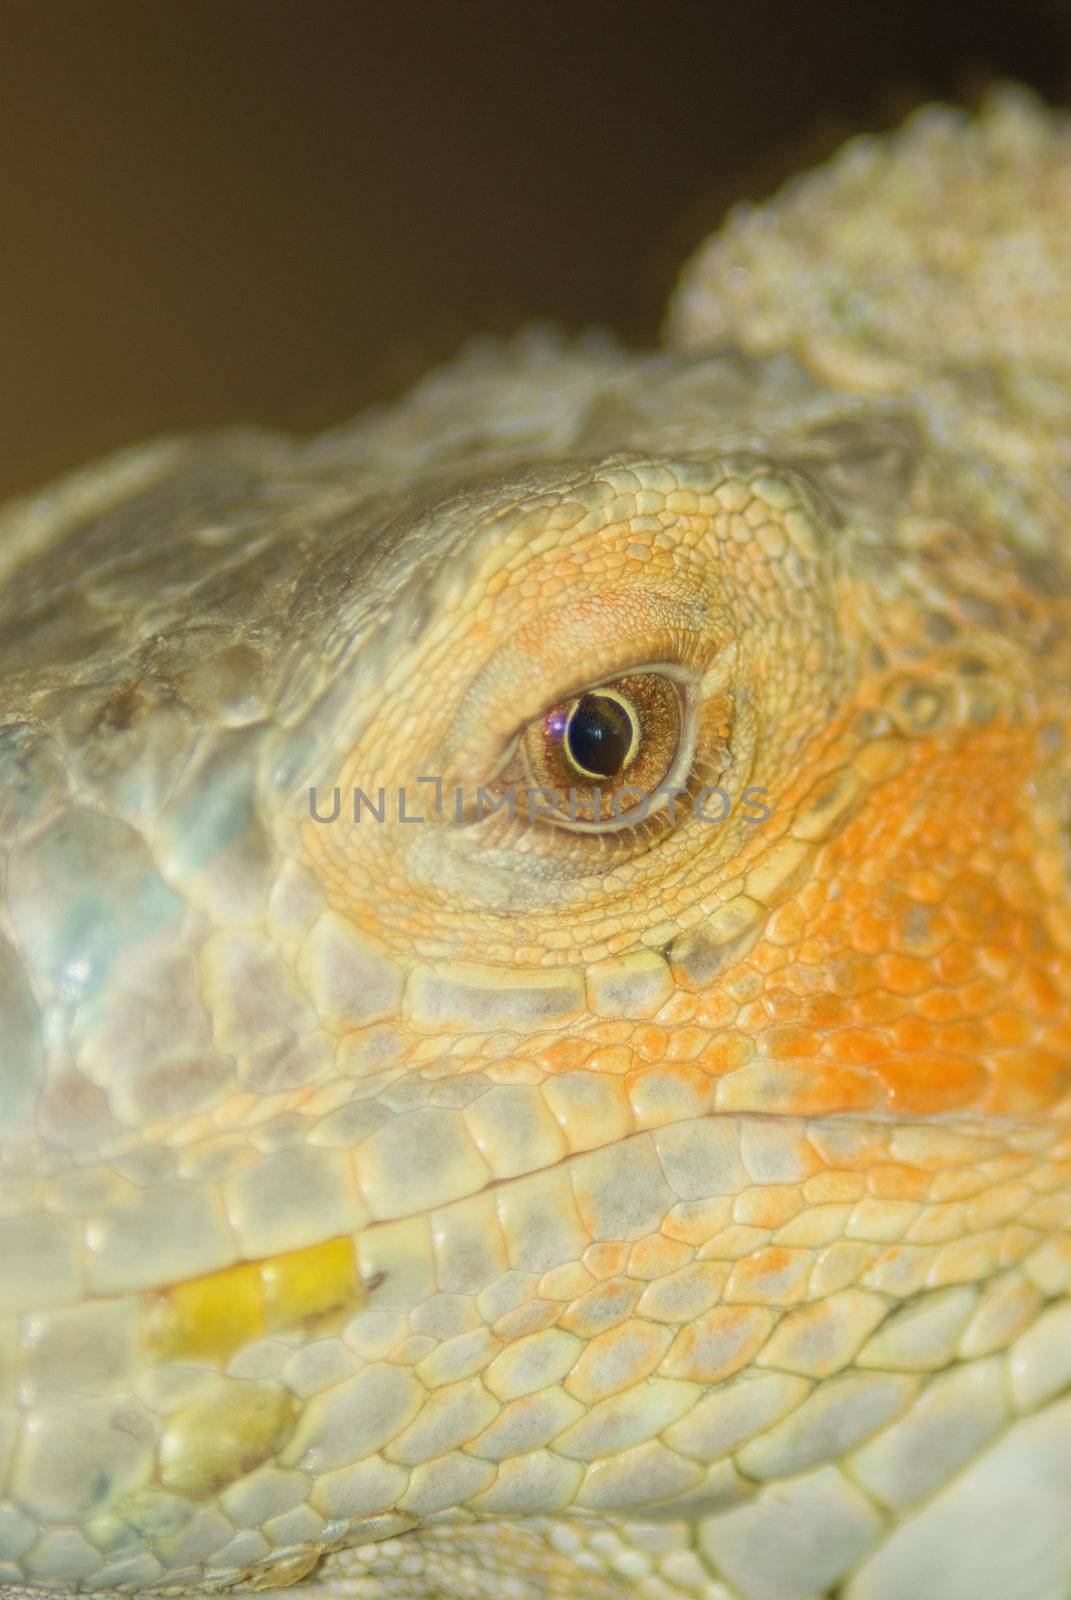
[564,692,637,778]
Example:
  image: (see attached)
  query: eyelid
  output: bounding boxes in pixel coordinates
[520,661,697,739]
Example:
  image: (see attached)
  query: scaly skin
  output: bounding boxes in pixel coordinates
[0,88,1069,1600]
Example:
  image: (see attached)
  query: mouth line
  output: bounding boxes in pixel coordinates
[135,1104,1050,1367]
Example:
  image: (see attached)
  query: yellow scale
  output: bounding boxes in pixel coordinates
[145,1235,362,1365]
[128,1236,367,1513]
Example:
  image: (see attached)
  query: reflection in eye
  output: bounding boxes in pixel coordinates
[520,672,685,825]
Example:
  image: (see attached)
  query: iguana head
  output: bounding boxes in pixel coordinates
[0,89,1069,1600]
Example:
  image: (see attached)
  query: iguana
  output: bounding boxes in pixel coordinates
[0,85,1069,1600]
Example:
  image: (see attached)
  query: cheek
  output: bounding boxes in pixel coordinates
[679,728,1071,1122]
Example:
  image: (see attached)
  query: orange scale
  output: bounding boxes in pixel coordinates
[579,1243,632,1282]
[935,943,979,985]
[1012,916,1056,960]
[859,852,895,888]
[915,987,967,1023]
[587,1021,637,1047]
[839,880,880,917]
[845,908,883,953]
[692,991,739,1029]
[946,877,1003,918]
[585,1045,634,1075]
[764,900,807,947]
[632,1024,671,1061]
[850,988,908,1026]
[826,954,879,997]
[761,988,802,1024]
[799,992,852,1029]
[796,880,829,922]
[948,905,1011,943]
[535,1038,590,1074]
[724,990,768,1033]
[695,1032,755,1076]
[723,967,766,1005]
[914,872,959,909]
[889,1015,938,1053]
[664,1025,715,1063]
[821,1027,891,1067]
[626,1063,718,1126]
[894,911,954,960]
[984,1050,1071,1116]
[759,1023,822,1061]
[878,953,938,997]
[866,1164,933,1201]
[985,1009,1038,1047]
[999,858,1049,910]
[778,963,828,999]
[724,1246,813,1305]
[1011,966,1064,1017]
[876,1052,988,1115]
[726,1059,885,1119]
[655,990,700,1027]
[934,1021,993,1061]
[958,975,1007,1016]
[628,1233,694,1281]
[751,940,792,976]
[797,936,844,968]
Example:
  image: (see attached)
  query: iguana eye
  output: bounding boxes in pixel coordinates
[519,670,688,827]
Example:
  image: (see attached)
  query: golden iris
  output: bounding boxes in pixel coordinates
[521,671,683,824]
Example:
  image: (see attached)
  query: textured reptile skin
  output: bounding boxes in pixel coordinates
[0,88,1069,1600]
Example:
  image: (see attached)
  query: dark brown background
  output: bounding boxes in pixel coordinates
[2,1,1069,502]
